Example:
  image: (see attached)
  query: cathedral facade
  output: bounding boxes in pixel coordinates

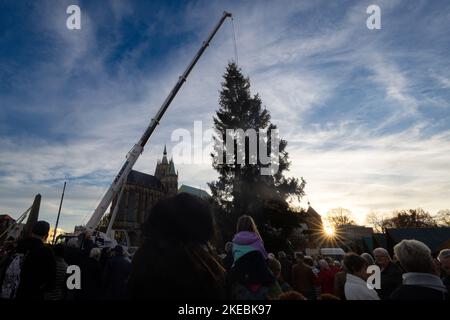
[110,146,178,246]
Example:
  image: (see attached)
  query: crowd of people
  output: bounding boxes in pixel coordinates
[0,192,449,300]
[0,222,132,300]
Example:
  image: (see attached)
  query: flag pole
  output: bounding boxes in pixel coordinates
[53,181,66,244]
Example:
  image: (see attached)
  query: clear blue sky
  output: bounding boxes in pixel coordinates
[1,0,450,230]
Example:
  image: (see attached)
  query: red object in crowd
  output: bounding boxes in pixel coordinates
[316,267,339,294]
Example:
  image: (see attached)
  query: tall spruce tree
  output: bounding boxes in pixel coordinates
[209,63,305,245]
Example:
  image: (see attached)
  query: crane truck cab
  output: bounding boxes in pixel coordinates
[56,228,139,258]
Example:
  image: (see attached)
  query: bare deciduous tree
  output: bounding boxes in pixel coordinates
[436,209,450,226]
[326,208,355,229]
[365,210,390,233]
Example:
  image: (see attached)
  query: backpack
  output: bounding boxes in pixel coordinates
[0,253,25,299]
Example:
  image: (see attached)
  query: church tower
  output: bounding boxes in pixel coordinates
[155,145,178,195]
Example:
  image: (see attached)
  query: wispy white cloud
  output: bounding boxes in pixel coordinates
[1,0,450,230]
[288,124,450,223]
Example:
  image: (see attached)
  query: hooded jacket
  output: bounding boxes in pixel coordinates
[228,231,278,299]
[232,231,268,265]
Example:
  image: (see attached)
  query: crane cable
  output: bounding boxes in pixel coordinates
[230,16,239,65]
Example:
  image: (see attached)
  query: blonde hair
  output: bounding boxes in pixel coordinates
[236,215,260,238]
[89,247,102,261]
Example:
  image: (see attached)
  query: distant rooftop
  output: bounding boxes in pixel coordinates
[178,184,210,199]
[127,170,164,190]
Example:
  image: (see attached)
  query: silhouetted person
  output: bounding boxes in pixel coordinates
[268,257,292,293]
[80,247,102,300]
[361,252,375,265]
[64,237,83,267]
[390,240,448,300]
[334,270,346,300]
[229,215,281,300]
[16,221,56,300]
[316,259,335,295]
[129,193,226,300]
[80,230,96,258]
[44,243,68,300]
[103,245,131,299]
[222,242,234,271]
[291,253,316,300]
[343,253,379,300]
[437,249,450,293]
[277,251,292,285]
[373,247,403,299]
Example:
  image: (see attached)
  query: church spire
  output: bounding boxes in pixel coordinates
[161,145,168,164]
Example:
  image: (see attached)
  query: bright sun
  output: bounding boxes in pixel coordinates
[324,225,335,237]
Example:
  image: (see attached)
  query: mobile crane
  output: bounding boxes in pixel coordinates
[72,12,233,249]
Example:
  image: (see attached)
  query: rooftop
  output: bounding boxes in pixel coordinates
[178,184,210,199]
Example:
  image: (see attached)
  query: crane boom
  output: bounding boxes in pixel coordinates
[86,11,232,229]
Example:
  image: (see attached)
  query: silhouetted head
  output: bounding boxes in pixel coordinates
[31,221,50,241]
[394,239,434,274]
[90,247,102,261]
[130,193,226,300]
[438,249,450,275]
[268,257,282,279]
[373,247,391,269]
[236,215,259,235]
[361,252,375,265]
[343,252,368,279]
[224,242,233,254]
[113,245,124,256]
[318,259,330,270]
[295,252,305,263]
[279,291,306,300]
[143,192,214,244]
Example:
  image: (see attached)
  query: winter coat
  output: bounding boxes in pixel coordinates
[232,231,268,265]
[291,263,316,299]
[80,257,102,300]
[390,272,448,300]
[103,255,131,299]
[129,241,227,300]
[377,261,403,299]
[333,271,347,300]
[44,257,68,300]
[316,268,336,295]
[344,273,380,300]
[229,232,280,299]
[16,237,56,300]
[278,256,293,285]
